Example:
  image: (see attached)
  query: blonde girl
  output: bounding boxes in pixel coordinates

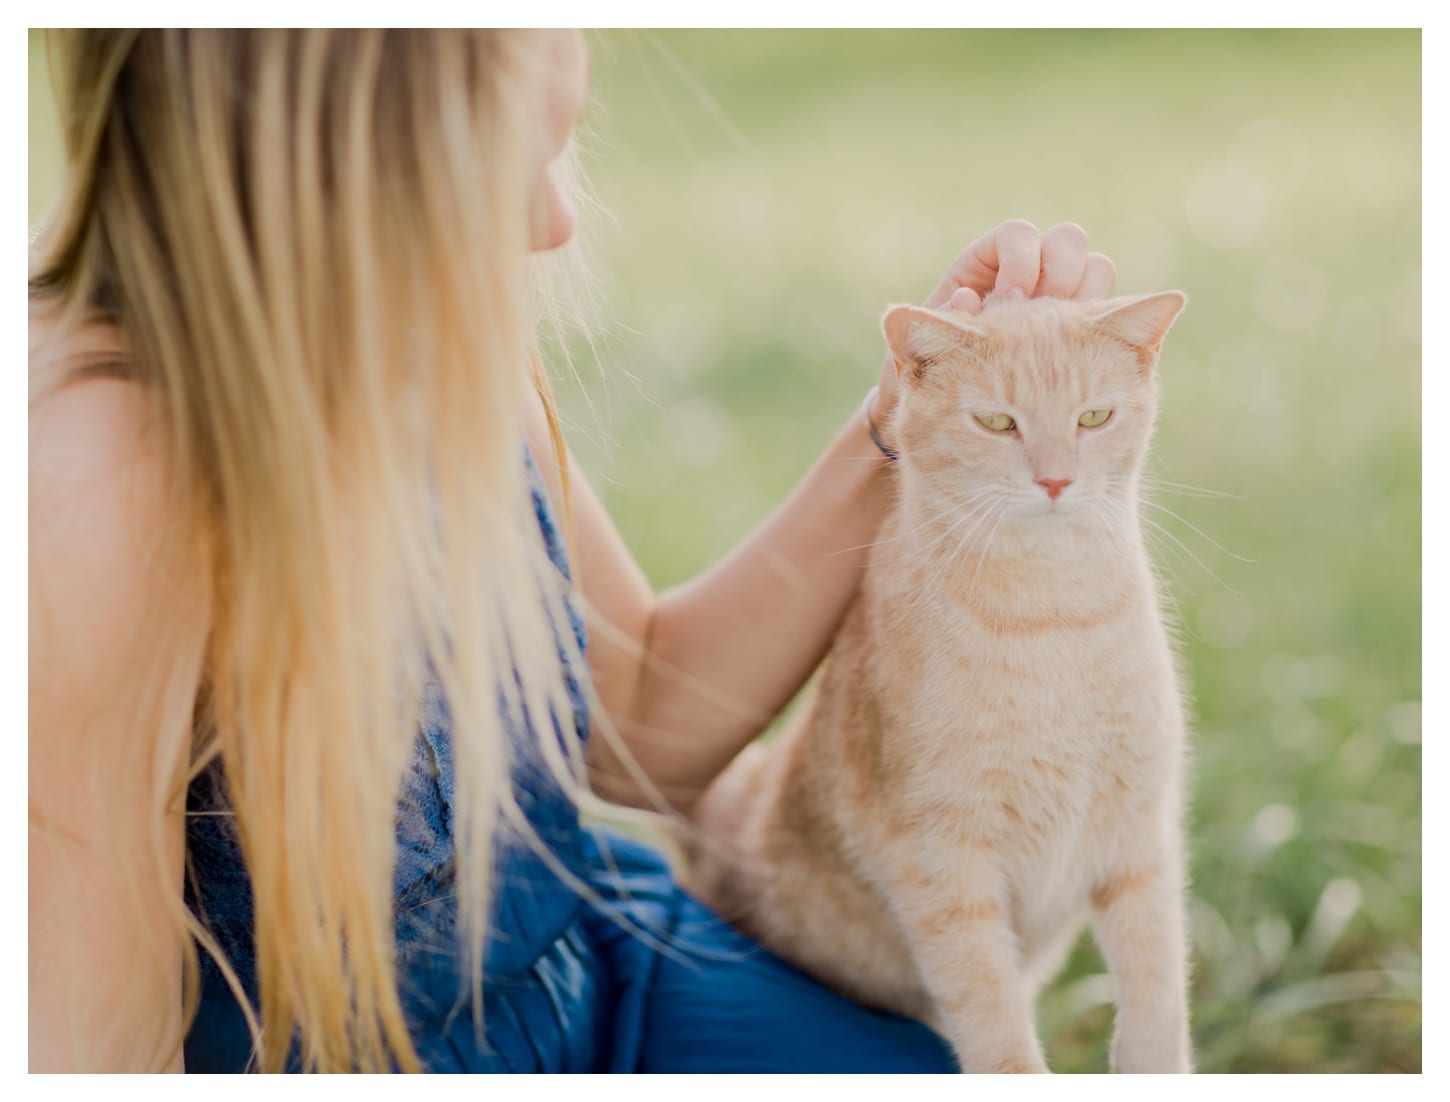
[28,28,1118,1072]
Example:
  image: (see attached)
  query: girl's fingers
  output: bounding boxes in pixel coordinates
[925,219,1041,307]
[1073,252,1118,301]
[925,221,1117,311]
[989,220,1043,297]
[947,286,984,315]
[1034,222,1090,298]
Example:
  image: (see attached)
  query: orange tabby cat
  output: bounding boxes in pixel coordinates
[686,291,1192,1073]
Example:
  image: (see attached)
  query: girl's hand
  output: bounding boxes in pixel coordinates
[873,220,1118,420]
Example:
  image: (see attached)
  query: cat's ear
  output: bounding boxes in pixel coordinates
[1088,291,1188,371]
[881,305,988,388]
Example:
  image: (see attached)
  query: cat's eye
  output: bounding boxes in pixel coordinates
[974,412,1016,432]
[1078,409,1113,428]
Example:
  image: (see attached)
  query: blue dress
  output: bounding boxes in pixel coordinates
[183,456,958,1073]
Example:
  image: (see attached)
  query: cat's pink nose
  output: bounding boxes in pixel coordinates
[1037,477,1072,501]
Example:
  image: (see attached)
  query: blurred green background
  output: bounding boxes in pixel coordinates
[29,29,1421,1073]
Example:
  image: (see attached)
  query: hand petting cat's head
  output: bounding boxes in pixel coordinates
[881,291,1186,525]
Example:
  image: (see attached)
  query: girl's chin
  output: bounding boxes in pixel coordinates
[529,177,576,253]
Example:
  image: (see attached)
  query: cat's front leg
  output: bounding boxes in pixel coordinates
[1089,842,1193,1073]
[881,851,1049,1074]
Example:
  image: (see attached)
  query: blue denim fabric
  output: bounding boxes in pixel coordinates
[183,452,956,1073]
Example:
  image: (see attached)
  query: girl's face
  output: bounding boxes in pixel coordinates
[528,30,590,253]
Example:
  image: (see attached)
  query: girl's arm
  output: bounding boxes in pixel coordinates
[564,411,891,810]
[534,222,1115,810]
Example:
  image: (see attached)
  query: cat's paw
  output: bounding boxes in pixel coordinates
[1110,1032,1193,1074]
[989,1056,1052,1074]
[959,1045,1051,1074]
[952,1040,1051,1075]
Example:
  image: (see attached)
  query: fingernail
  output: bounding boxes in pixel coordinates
[1007,287,1025,300]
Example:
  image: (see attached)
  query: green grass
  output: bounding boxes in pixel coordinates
[29,29,1421,1073]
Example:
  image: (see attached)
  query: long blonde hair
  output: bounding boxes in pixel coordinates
[30,29,589,1072]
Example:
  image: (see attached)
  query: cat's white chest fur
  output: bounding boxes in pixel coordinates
[878,555,1185,947]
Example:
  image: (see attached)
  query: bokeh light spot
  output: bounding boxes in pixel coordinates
[1393,267,1421,347]
[1303,878,1364,964]
[1253,255,1330,333]
[1108,213,1182,290]
[1253,803,1300,848]
[1322,877,1364,919]
[1232,116,1312,200]
[648,291,725,377]
[1184,160,1268,250]
[1387,701,1421,746]
[1254,914,1294,970]
[660,396,733,468]
[1335,729,1383,780]
[1262,654,1311,703]
[1197,592,1253,650]
[1333,295,1388,366]
[1272,705,1321,751]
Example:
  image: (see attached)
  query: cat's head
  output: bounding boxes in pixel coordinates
[881,291,1186,527]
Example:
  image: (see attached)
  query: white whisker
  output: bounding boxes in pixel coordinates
[1140,515,1236,593]
[1140,477,1243,501]
[829,495,981,557]
[960,506,1008,607]
[902,502,1003,617]
[1143,546,1198,641]
[1141,499,1258,563]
